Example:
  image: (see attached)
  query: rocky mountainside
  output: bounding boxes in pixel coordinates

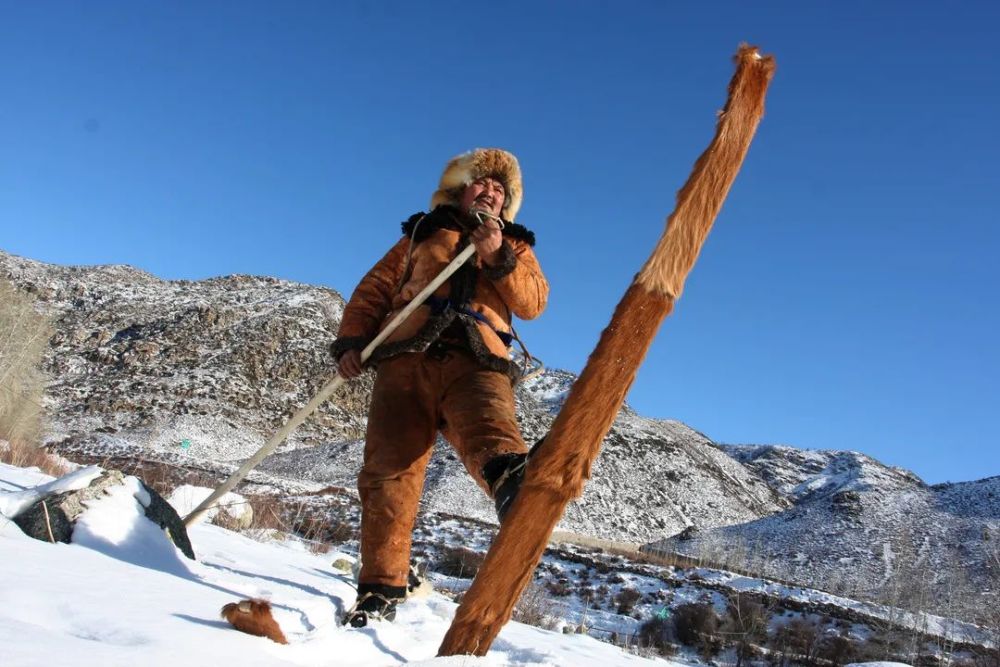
[1,249,783,544]
[647,444,1000,618]
[0,250,371,459]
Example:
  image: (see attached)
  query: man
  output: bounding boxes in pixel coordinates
[331,148,548,627]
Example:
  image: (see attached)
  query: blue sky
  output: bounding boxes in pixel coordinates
[2,2,997,484]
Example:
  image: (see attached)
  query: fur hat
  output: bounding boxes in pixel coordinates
[430,148,523,222]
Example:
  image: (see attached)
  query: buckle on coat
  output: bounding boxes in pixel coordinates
[426,340,454,361]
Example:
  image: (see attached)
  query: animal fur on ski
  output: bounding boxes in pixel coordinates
[220,599,289,644]
[437,44,777,657]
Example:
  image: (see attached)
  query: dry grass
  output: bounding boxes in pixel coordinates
[307,540,333,555]
[0,439,70,477]
[512,579,560,631]
[245,494,287,532]
[291,512,357,545]
[215,493,354,554]
[434,545,486,579]
[0,279,53,465]
[110,458,219,497]
[209,493,290,538]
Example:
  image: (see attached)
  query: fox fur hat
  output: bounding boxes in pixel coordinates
[430,148,523,222]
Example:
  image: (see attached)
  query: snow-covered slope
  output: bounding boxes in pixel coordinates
[0,462,674,666]
[2,462,990,667]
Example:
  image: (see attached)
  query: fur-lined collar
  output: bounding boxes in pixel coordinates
[401,206,536,246]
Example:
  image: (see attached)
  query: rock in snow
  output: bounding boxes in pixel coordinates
[5,467,195,560]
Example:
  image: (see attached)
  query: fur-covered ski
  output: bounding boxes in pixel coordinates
[438,45,776,657]
[220,599,288,644]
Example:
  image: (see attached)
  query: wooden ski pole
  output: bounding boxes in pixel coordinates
[438,45,776,656]
[184,242,479,526]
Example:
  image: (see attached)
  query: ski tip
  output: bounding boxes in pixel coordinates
[220,598,289,645]
[735,43,776,71]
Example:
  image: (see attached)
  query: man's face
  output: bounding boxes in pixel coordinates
[459,176,506,219]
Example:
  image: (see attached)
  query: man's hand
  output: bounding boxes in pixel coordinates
[338,349,364,379]
[470,219,503,266]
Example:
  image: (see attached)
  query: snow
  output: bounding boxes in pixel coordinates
[0,464,103,518]
[0,463,677,666]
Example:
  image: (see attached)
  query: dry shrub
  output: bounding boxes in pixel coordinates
[673,602,719,647]
[79,456,221,498]
[723,592,771,667]
[638,616,677,656]
[512,580,560,631]
[724,592,769,638]
[772,617,821,665]
[128,462,175,497]
[971,648,1000,667]
[815,633,858,667]
[616,587,642,615]
[434,545,485,579]
[546,579,572,597]
[292,514,356,544]
[0,279,52,456]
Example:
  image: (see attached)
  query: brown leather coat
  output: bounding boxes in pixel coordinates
[332,206,547,380]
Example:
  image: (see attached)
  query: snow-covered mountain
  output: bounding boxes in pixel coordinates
[723,445,925,502]
[0,249,783,543]
[646,445,1000,620]
[1,250,367,457]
